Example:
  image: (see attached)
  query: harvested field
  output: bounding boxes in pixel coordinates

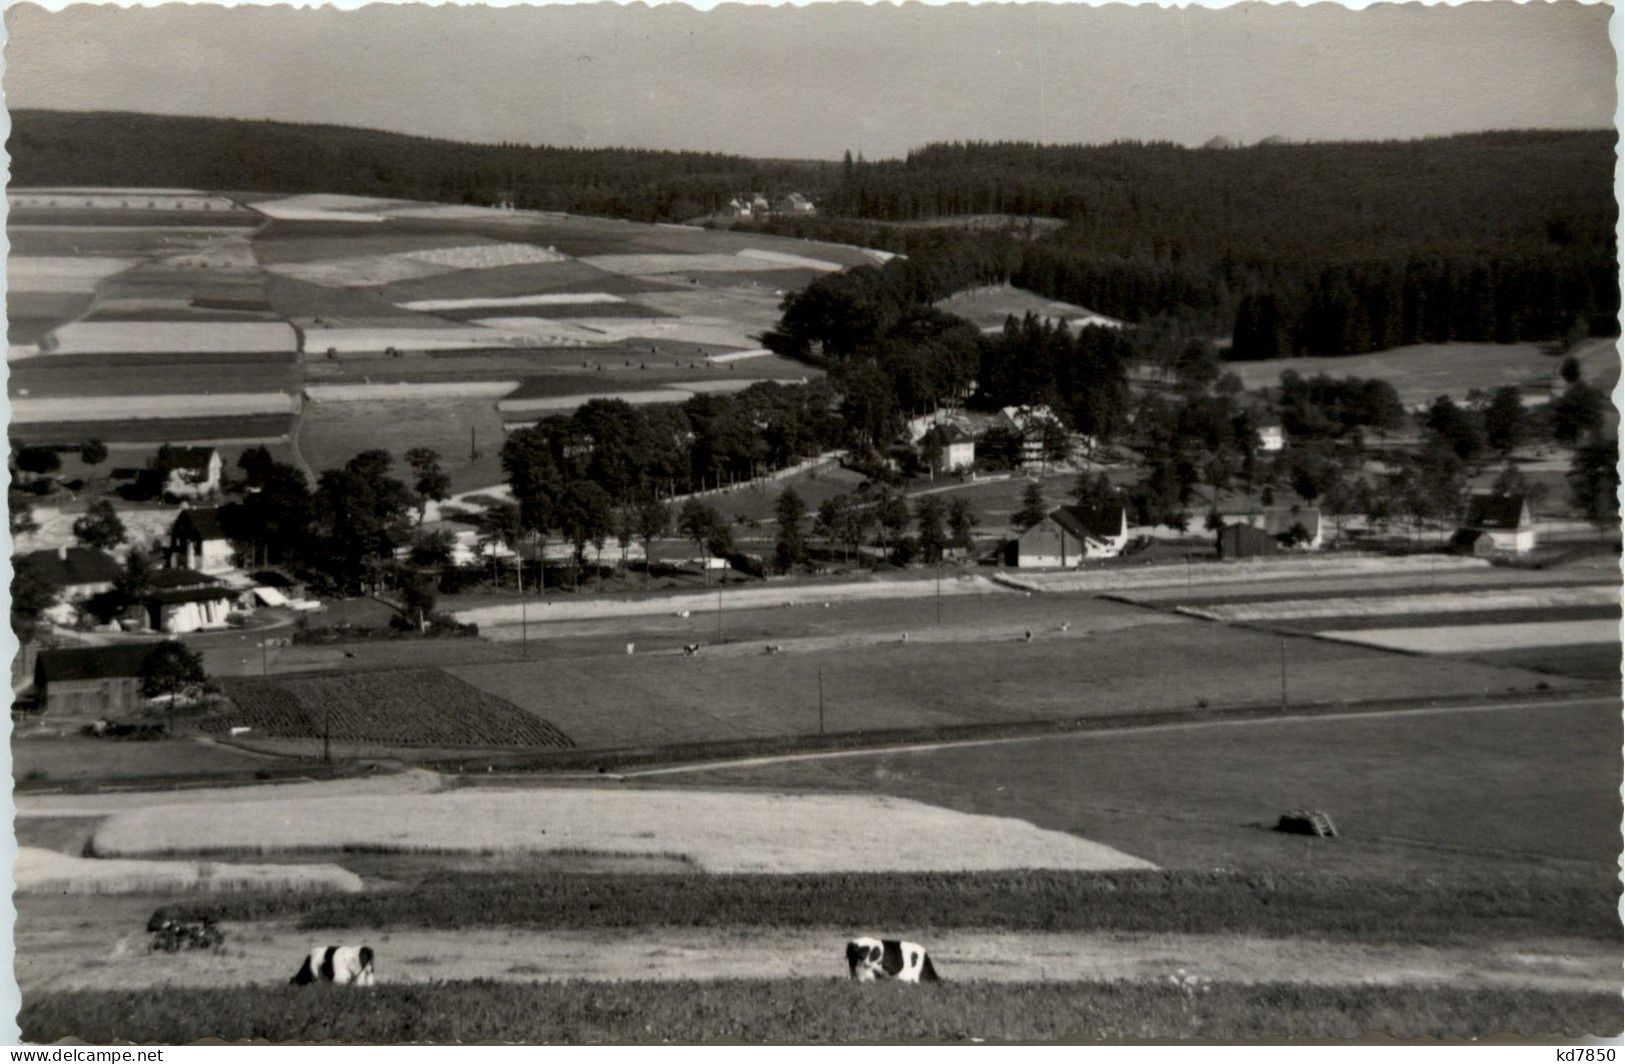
[1001,555,1490,594]
[8,256,136,292]
[43,321,297,355]
[299,323,531,352]
[11,392,295,424]
[267,244,568,288]
[304,380,515,401]
[23,980,1619,1044]
[1322,619,1620,654]
[15,769,444,820]
[1186,585,1620,623]
[9,414,294,446]
[211,669,572,748]
[398,292,626,312]
[91,788,1152,873]
[583,252,832,276]
[15,847,361,896]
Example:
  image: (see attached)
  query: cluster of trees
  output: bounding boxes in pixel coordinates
[789,485,974,568]
[11,111,838,224]
[498,387,848,581]
[976,315,1135,441]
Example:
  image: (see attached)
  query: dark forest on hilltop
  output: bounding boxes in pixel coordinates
[10,111,1618,358]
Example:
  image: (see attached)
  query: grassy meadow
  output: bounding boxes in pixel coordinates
[23,980,1619,1044]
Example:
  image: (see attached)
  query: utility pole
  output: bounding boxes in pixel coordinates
[470,425,477,462]
[323,708,331,764]
[818,668,825,734]
[260,639,268,676]
[518,552,528,658]
[935,559,943,625]
[1279,638,1288,708]
[716,581,723,643]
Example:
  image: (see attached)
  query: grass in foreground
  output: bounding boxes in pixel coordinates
[22,980,1620,1044]
[152,868,1619,945]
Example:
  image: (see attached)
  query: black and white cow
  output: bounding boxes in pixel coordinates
[845,937,939,983]
[291,945,376,987]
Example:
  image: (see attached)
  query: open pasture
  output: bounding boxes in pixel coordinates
[1224,341,1614,406]
[22,979,1619,1044]
[673,695,1621,880]
[297,396,508,491]
[89,787,1151,873]
[211,669,573,749]
[11,355,296,399]
[448,596,1570,751]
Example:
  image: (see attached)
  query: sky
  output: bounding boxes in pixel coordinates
[3,1,1615,160]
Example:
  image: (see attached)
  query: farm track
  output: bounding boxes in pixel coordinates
[15,923,1617,996]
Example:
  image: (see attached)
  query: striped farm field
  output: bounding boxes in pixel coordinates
[88,788,1154,873]
[1186,585,1620,623]
[43,320,298,355]
[1319,619,1620,654]
[15,847,360,896]
[211,669,573,749]
[9,414,294,446]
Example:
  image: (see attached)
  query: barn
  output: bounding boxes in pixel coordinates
[1217,523,1278,559]
[33,644,156,717]
[1009,504,1130,567]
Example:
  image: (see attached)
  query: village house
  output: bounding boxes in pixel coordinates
[1008,504,1131,568]
[992,405,1067,467]
[1453,493,1536,555]
[167,506,236,574]
[1256,418,1285,453]
[161,447,223,500]
[125,569,242,634]
[15,546,123,626]
[32,643,156,717]
[1203,491,1324,550]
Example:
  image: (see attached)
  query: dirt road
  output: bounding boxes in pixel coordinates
[17,919,1615,996]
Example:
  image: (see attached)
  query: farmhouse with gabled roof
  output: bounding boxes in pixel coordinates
[1008,503,1130,568]
[1455,492,1536,554]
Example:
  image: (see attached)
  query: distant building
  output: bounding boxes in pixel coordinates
[126,569,241,634]
[1203,491,1322,550]
[1256,421,1285,453]
[1457,493,1536,554]
[781,192,816,214]
[940,426,977,473]
[1008,504,1130,568]
[1261,504,1322,549]
[993,405,1066,466]
[161,447,223,500]
[15,546,123,625]
[33,644,155,717]
[168,507,236,574]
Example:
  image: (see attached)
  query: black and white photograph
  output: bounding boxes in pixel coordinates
[3,0,1621,1046]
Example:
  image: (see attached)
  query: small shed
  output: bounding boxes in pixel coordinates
[34,644,156,717]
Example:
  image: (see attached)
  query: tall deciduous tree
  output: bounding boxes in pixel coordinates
[1568,434,1620,528]
[405,448,452,524]
[1013,479,1048,531]
[140,639,207,732]
[947,496,976,554]
[72,500,125,551]
[773,487,807,574]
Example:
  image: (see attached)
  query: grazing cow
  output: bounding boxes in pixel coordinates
[845,937,940,983]
[683,643,702,657]
[1059,622,1070,633]
[291,945,376,987]
[764,644,781,655]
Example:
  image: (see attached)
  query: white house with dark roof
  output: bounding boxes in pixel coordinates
[1456,493,1536,554]
[14,546,123,625]
[167,506,236,574]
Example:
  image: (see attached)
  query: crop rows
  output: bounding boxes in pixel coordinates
[213,669,572,748]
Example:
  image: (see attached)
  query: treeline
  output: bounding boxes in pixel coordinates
[8,110,836,223]
[821,132,1619,354]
